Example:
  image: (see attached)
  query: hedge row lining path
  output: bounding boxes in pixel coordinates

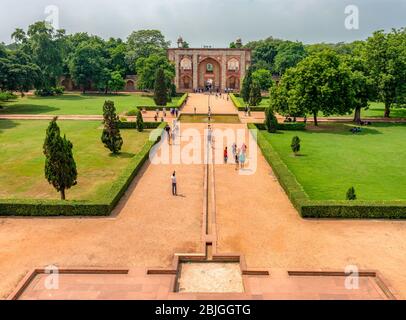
[0,111,178,122]
[239,112,406,124]
[0,123,204,299]
[213,122,406,299]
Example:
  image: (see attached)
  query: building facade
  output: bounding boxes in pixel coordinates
[168,47,251,92]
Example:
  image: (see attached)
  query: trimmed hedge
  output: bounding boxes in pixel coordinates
[136,93,188,110]
[249,123,406,219]
[118,121,162,129]
[0,123,166,216]
[230,93,267,112]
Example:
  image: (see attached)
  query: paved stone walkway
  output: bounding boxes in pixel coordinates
[0,124,204,299]
[182,93,237,114]
[213,122,406,299]
[1,93,405,300]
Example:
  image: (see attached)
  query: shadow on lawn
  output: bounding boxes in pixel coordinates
[305,123,384,136]
[0,119,20,133]
[0,104,59,115]
[109,152,136,159]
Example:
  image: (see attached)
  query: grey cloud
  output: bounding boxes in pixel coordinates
[0,0,405,46]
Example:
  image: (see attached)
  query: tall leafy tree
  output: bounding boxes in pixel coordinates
[136,54,175,90]
[365,29,406,117]
[126,30,170,68]
[270,68,306,119]
[106,38,129,76]
[279,50,355,125]
[101,100,123,154]
[274,41,307,75]
[69,41,107,93]
[43,117,77,200]
[154,68,168,106]
[245,37,283,70]
[252,69,273,91]
[108,71,125,93]
[13,22,65,89]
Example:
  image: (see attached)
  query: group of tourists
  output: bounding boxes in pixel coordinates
[350,127,363,134]
[214,92,229,101]
[224,142,247,170]
[154,108,179,122]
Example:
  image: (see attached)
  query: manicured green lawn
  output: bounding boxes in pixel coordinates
[316,102,406,118]
[362,102,406,118]
[263,123,406,201]
[0,93,181,115]
[0,120,151,200]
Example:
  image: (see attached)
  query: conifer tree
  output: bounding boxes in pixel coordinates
[154,68,168,106]
[136,109,144,132]
[241,66,253,103]
[346,187,357,200]
[249,80,262,106]
[265,107,278,133]
[43,117,77,200]
[101,100,123,154]
[291,136,301,156]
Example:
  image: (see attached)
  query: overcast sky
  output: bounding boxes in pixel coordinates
[1,0,405,47]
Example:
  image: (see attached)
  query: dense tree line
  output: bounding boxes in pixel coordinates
[246,29,406,119]
[0,22,174,96]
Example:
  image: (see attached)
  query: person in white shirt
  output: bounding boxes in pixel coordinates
[171,171,177,196]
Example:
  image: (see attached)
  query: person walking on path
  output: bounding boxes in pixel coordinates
[224,147,228,164]
[207,124,213,145]
[165,124,171,145]
[171,171,177,196]
[239,150,246,169]
[235,149,240,170]
[241,143,247,154]
[232,143,237,157]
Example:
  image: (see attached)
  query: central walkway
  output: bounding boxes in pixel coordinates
[182,93,238,114]
[2,93,406,300]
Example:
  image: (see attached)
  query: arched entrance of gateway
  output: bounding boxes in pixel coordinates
[226,76,239,90]
[180,75,192,90]
[198,57,221,91]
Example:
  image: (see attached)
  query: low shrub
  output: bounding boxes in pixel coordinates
[136,93,188,110]
[35,87,65,97]
[118,121,161,129]
[0,92,17,101]
[230,93,267,111]
[253,123,306,131]
[0,123,166,216]
[346,187,357,201]
[53,86,65,95]
[291,136,301,155]
[249,123,406,219]
[126,109,139,116]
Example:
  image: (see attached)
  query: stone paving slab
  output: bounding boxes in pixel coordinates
[15,268,390,300]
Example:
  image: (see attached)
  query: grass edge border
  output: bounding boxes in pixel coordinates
[249,123,406,219]
[0,122,166,217]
